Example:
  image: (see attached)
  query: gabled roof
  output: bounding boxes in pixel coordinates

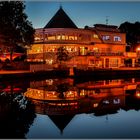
[44,6,78,29]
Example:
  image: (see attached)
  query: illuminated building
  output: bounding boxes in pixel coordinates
[27,6,127,69]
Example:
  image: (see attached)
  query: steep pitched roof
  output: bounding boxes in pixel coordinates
[44,6,78,29]
[48,115,74,134]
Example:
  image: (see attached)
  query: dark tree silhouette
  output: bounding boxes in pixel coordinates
[0,93,36,138]
[56,83,70,99]
[0,1,35,61]
[119,21,140,51]
[56,46,70,65]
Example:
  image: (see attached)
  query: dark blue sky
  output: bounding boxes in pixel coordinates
[25,1,140,29]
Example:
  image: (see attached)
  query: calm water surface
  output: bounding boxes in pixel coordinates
[0,77,140,138]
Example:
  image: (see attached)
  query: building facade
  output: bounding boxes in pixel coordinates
[27,7,127,69]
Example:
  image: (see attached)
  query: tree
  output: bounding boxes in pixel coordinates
[56,46,70,65]
[119,21,140,51]
[0,92,36,138]
[0,1,35,61]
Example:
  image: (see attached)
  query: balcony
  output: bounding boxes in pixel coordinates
[124,52,137,58]
[87,52,124,56]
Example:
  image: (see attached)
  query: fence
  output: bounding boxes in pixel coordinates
[30,64,53,72]
[0,62,30,70]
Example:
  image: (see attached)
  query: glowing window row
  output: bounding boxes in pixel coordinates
[29,46,78,53]
[35,35,78,41]
[102,35,121,41]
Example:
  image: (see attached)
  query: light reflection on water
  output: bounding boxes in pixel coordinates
[0,77,140,138]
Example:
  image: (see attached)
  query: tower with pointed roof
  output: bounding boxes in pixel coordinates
[44,6,78,29]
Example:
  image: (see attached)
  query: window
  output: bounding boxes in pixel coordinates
[47,35,55,40]
[61,35,65,40]
[102,35,110,40]
[35,37,40,41]
[93,34,99,39]
[56,35,61,40]
[109,59,118,67]
[93,48,99,52]
[75,36,78,40]
[65,36,69,40]
[114,36,121,41]
[89,60,94,65]
[34,34,41,42]
[69,36,75,40]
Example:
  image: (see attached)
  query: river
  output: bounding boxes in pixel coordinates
[0,77,140,138]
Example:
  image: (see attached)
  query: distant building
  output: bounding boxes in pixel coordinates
[27,6,129,69]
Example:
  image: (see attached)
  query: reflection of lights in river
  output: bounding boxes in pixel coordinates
[93,103,98,108]
[136,92,140,98]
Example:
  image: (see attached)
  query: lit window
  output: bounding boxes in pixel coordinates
[113,98,120,104]
[46,59,53,64]
[46,79,53,85]
[56,35,61,40]
[80,89,85,96]
[65,36,68,40]
[35,37,40,41]
[89,60,94,65]
[93,34,99,39]
[109,58,118,67]
[37,49,40,52]
[137,47,140,51]
[66,47,72,52]
[69,36,75,40]
[114,36,121,41]
[75,36,78,40]
[48,36,55,40]
[93,47,99,52]
[102,35,110,40]
[93,103,98,108]
[62,35,65,40]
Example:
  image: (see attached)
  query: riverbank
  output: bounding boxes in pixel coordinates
[1,67,140,81]
[0,69,69,80]
[72,67,140,81]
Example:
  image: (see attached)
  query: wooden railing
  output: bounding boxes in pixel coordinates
[30,64,53,72]
[87,52,124,56]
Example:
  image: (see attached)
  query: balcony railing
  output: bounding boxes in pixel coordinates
[87,52,124,56]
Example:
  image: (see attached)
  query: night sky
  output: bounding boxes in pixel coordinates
[25,1,140,29]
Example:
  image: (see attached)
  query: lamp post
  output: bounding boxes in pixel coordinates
[43,28,45,64]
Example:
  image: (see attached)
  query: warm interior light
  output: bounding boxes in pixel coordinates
[137,48,140,51]
[93,103,98,108]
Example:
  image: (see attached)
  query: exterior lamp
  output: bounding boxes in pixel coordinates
[136,92,140,98]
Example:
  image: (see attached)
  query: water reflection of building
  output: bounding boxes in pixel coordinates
[24,78,140,134]
[25,78,77,101]
[24,78,140,115]
[48,115,74,134]
[0,80,29,94]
